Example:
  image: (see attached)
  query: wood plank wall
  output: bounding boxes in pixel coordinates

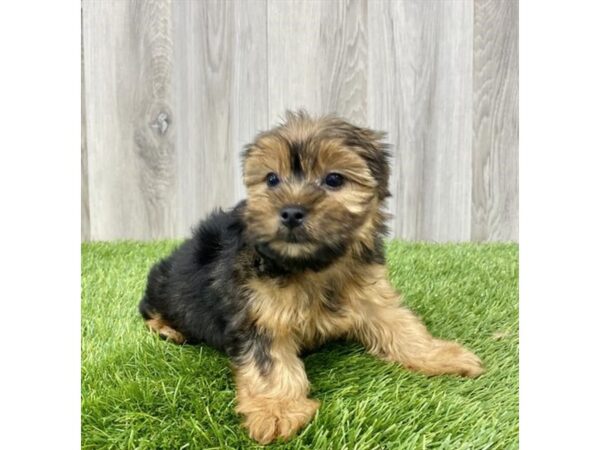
[82,0,518,242]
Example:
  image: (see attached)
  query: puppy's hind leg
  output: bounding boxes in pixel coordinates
[139,296,186,344]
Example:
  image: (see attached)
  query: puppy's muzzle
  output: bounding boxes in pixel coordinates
[280,205,306,229]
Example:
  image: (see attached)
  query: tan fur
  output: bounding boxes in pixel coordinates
[237,259,483,442]
[347,265,484,377]
[243,120,378,252]
[235,338,319,444]
[145,314,186,344]
[247,263,483,375]
[234,113,483,443]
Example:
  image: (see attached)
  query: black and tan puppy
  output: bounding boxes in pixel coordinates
[139,111,483,444]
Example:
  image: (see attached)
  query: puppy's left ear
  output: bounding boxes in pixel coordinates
[337,122,392,200]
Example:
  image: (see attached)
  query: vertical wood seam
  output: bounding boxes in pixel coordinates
[81,4,90,241]
[266,0,270,123]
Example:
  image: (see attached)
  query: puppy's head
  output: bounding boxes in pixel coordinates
[242,111,390,271]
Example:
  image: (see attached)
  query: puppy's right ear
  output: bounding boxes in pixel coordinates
[350,126,391,200]
[329,119,392,201]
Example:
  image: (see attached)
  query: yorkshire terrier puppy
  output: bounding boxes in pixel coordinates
[139,111,483,444]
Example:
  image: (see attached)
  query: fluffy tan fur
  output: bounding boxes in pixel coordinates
[144,113,484,444]
[235,256,483,443]
[234,113,484,443]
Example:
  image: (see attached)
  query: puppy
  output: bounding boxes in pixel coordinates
[139,111,483,444]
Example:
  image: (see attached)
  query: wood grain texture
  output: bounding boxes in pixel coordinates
[369,0,474,241]
[172,0,268,237]
[472,0,519,241]
[82,0,518,242]
[83,0,177,240]
[267,0,368,125]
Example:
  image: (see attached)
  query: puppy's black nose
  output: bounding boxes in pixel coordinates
[280,205,306,229]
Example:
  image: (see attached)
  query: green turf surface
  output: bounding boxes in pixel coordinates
[81,241,518,449]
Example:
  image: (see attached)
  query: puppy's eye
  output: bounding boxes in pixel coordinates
[324,172,344,189]
[266,172,280,187]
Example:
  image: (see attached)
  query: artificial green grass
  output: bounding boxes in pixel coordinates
[82,241,518,449]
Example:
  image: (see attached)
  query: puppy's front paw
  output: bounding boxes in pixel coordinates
[239,397,319,444]
[403,340,484,378]
[426,340,485,378]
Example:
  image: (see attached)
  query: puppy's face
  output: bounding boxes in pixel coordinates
[242,112,390,269]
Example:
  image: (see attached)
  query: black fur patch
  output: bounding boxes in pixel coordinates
[139,202,251,353]
[289,141,304,178]
[355,236,386,265]
[255,240,348,276]
[229,326,273,376]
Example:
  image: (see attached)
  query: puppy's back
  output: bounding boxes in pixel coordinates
[139,202,248,349]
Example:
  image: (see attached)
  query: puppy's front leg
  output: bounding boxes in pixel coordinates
[352,271,484,378]
[234,337,319,445]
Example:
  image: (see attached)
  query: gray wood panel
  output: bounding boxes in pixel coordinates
[172,0,268,237]
[82,0,518,242]
[83,0,177,240]
[267,0,368,126]
[472,0,519,241]
[369,0,474,241]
